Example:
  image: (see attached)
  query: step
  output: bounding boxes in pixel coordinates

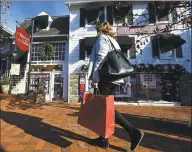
[114,100,181,106]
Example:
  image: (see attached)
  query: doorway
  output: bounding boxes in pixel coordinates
[52,73,64,100]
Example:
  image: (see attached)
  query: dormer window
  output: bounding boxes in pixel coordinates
[34,11,53,31]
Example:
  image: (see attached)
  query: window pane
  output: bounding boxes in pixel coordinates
[113,6,132,24]
[158,15,169,21]
[86,9,99,25]
[160,49,174,58]
[31,43,65,61]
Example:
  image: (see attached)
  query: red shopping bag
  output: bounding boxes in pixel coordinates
[78,92,115,138]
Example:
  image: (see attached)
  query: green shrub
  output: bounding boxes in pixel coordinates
[0,76,10,85]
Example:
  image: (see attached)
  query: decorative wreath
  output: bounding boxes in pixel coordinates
[40,43,55,60]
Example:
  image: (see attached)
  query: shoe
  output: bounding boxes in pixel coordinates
[88,136,109,149]
[130,128,144,151]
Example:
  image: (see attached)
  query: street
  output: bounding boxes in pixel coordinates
[0,94,191,152]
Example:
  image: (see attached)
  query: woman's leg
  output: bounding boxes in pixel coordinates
[89,81,112,148]
[98,81,144,151]
[100,82,134,133]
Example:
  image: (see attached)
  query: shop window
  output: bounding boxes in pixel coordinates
[31,43,65,61]
[29,74,50,93]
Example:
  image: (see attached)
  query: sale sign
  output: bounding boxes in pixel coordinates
[15,27,30,52]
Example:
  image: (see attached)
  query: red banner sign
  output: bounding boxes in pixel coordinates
[15,27,30,52]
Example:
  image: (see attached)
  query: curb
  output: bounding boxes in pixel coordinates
[114,102,181,106]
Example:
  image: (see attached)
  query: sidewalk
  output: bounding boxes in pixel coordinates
[0,94,191,152]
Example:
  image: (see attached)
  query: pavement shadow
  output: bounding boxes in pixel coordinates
[115,127,191,152]
[46,103,80,111]
[120,113,191,138]
[0,94,9,101]
[0,110,126,151]
[67,111,191,138]
[113,113,191,152]
[0,94,46,110]
[1,94,80,111]
[0,146,6,152]
[67,111,191,151]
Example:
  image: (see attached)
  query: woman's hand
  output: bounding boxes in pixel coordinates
[91,81,98,88]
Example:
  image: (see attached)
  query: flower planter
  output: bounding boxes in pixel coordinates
[1,85,9,94]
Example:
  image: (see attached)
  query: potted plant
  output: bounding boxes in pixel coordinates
[0,76,10,94]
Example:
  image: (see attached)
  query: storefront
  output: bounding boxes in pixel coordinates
[29,65,67,101]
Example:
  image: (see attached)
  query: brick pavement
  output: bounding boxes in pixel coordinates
[0,94,191,152]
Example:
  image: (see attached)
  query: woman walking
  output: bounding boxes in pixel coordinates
[87,22,144,151]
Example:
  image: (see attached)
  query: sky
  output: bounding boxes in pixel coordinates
[6,1,69,32]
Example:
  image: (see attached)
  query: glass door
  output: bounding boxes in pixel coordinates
[53,74,64,100]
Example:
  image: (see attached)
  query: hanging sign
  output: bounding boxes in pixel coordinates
[15,27,30,52]
[10,64,20,75]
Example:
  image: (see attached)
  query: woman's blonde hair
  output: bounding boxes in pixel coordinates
[96,22,116,39]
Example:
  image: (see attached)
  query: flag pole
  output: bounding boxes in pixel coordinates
[27,18,34,93]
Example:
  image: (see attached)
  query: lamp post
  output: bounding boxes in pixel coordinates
[27,18,34,93]
[16,15,49,93]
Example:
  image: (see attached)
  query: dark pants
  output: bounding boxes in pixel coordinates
[95,81,134,138]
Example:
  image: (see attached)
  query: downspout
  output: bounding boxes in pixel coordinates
[66,3,71,102]
[67,3,71,12]
[190,0,192,73]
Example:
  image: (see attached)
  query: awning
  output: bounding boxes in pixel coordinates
[0,43,11,55]
[85,37,97,46]
[0,43,12,58]
[116,36,133,46]
[85,36,134,48]
[159,34,186,50]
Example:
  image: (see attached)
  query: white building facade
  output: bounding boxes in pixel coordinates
[8,1,191,104]
[66,1,192,103]
[10,12,69,101]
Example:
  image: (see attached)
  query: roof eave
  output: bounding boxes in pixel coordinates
[0,25,14,35]
[65,0,105,4]
[10,34,69,39]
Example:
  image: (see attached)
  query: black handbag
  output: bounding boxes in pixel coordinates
[99,36,134,82]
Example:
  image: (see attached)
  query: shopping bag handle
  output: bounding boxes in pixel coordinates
[95,84,100,95]
[81,83,101,105]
